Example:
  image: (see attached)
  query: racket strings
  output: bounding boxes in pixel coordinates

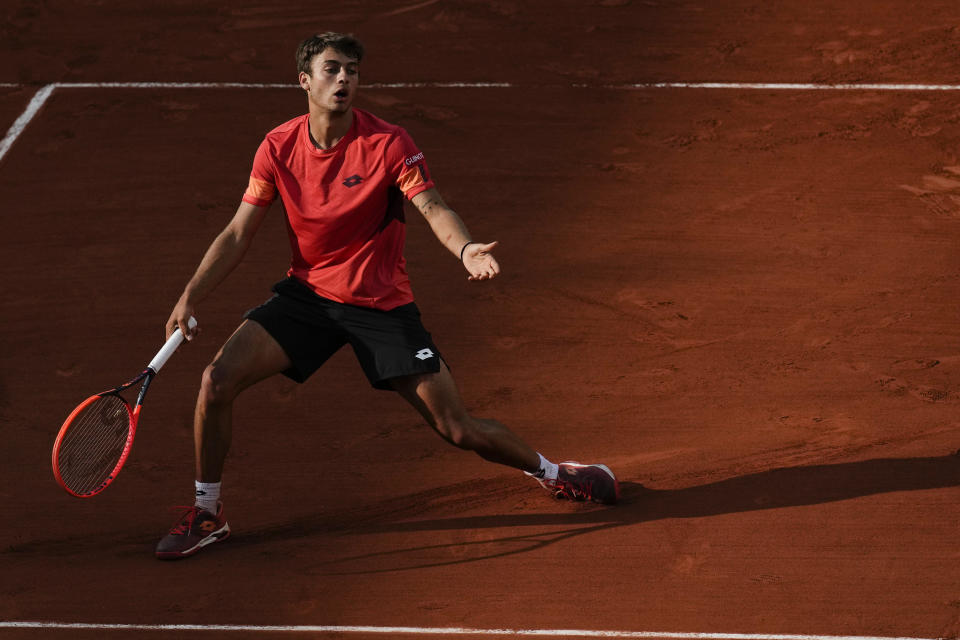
[57,395,132,495]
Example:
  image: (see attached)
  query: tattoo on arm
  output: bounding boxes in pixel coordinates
[417,197,443,216]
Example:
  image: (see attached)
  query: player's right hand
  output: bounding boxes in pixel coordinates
[166,301,199,342]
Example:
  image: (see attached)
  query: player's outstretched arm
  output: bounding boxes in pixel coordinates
[166,201,270,340]
[411,188,501,281]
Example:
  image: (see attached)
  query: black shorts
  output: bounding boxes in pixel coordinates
[243,277,442,389]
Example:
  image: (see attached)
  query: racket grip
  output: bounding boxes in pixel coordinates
[148,316,198,373]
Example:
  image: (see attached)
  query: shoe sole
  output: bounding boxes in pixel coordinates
[155,522,231,560]
[559,462,620,504]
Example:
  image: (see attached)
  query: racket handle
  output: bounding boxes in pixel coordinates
[148,316,198,373]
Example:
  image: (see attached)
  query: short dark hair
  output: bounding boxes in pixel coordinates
[296,32,364,74]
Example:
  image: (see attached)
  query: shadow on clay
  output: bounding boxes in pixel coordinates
[227,452,959,574]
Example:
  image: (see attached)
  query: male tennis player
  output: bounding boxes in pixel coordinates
[155,32,619,559]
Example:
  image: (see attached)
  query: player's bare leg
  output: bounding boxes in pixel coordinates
[391,361,540,472]
[392,361,619,505]
[157,320,292,560]
[194,320,293,482]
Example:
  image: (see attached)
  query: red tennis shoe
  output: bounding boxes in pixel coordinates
[155,502,230,560]
[539,462,620,505]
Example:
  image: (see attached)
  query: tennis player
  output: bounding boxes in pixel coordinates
[155,32,619,560]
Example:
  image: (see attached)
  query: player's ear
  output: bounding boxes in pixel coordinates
[298,71,310,92]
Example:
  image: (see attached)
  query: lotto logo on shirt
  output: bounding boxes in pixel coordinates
[404,152,425,166]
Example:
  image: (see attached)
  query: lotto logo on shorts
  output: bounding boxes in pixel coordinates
[415,348,435,361]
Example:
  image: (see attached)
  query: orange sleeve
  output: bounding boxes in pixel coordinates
[242,176,276,207]
[388,129,435,199]
[397,164,431,199]
[241,137,278,206]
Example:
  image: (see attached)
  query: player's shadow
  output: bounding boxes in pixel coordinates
[306,452,960,575]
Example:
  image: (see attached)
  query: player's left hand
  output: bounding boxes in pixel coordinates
[463,241,501,281]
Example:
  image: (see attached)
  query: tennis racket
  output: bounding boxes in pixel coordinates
[52,317,197,498]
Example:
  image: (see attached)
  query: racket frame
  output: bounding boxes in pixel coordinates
[51,368,154,497]
[51,317,195,498]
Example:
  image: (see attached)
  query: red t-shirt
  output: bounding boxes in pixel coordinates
[242,109,435,310]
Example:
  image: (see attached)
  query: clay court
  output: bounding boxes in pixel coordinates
[1,1,959,638]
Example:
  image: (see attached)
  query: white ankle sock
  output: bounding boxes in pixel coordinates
[194,481,221,513]
[525,453,558,482]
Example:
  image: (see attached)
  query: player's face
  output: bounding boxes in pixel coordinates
[300,48,359,114]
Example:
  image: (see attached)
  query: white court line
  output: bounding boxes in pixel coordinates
[0,83,54,163]
[24,80,960,89]
[54,81,513,89]
[629,82,960,90]
[58,81,293,89]
[5,81,960,89]
[0,622,941,639]
[4,79,960,164]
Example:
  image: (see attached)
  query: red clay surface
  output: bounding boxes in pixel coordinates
[1,1,959,639]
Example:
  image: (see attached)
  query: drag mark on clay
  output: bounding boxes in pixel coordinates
[899,166,960,218]
[376,0,442,18]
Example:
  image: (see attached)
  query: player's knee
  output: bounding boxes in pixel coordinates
[198,362,239,406]
[437,415,483,451]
